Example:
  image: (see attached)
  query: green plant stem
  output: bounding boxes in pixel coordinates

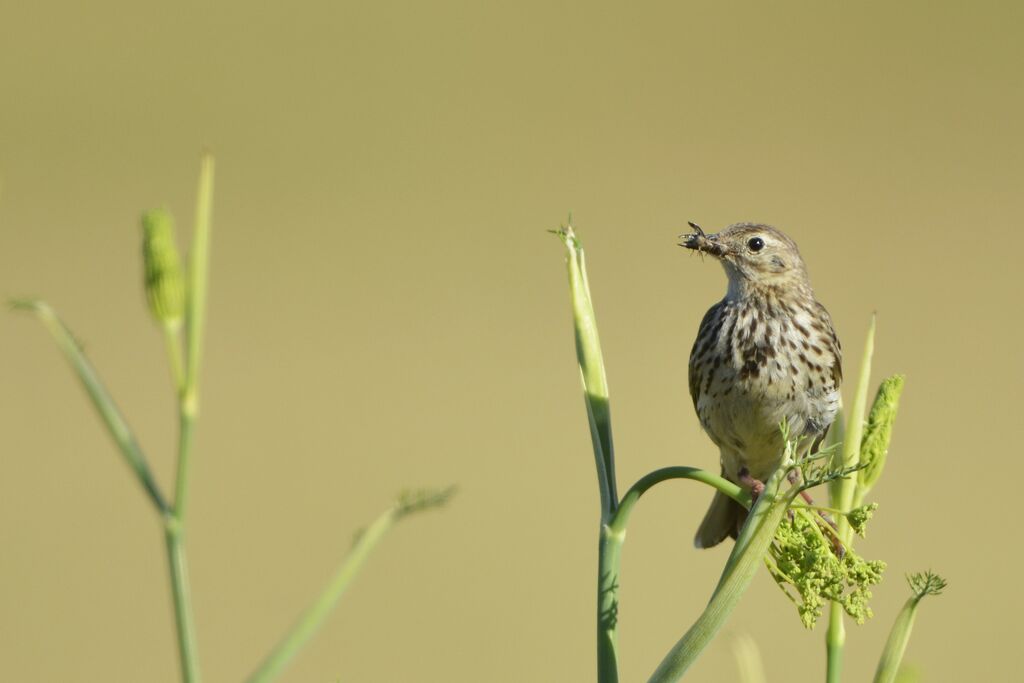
[163,323,186,393]
[165,153,214,681]
[833,315,875,539]
[872,597,916,683]
[595,467,752,683]
[175,404,197,521]
[13,300,170,514]
[162,322,198,523]
[174,153,213,523]
[873,573,946,683]
[597,525,623,683]
[612,467,749,535]
[826,316,875,683]
[185,153,214,397]
[649,464,798,682]
[555,223,616,519]
[245,507,401,683]
[826,605,845,683]
[555,224,621,682]
[165,517,201,683]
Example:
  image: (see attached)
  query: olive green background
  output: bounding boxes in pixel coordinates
[1,2,1019,681]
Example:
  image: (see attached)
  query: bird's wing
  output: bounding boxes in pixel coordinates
[815,300,843,388]
[688,300,725,410]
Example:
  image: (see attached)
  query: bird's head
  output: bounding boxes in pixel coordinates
[679,222,810,296]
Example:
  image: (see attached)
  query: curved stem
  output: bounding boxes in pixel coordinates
[596,466,752,682]
[610,467,750,535]
[648,465,797,682]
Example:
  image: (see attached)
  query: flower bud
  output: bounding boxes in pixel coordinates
[141,209,185,327]
[858,374,905,494]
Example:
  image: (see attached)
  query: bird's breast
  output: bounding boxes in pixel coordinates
[689,297,840,479]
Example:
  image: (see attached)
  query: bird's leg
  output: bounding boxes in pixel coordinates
[786,469,845,557]
[786,469,839,529]
[737,466,765,502]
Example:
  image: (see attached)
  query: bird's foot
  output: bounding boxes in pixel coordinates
[737,467,765,502]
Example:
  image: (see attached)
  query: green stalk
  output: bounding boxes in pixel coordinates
[165,518,201,683]
[648,463,798,682]
[826,606,845,683]
[163,323,186,394]
[596,525,623,683]
[826,316,876,683]
[555,222,617,519]
[245,503,412,683]
[159,154,216,682]
[554,222,621,681]
[176,152,215,523]
[833,315,875,533]
[11,300,170,515]
[873,572,947,683]
[611,467,750,536]
[14,298,198,680]
[245,509,397,682]
[184,153,214,403]
[596,468,750,683]
[243,488,453,682]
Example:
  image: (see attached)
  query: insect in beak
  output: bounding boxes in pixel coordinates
[679,221,727,258]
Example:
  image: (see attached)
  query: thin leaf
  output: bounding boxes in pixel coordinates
[11,299,169,514]
[830,315,875,530]
[245,488,455,683]
[184,152,214,403]
[554,222,617,517]
[873,572,947,683]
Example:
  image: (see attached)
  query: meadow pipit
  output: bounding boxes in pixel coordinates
[681,222,842,548]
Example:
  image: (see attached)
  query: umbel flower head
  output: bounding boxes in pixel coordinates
[767,508,885,628]
[141,209,185,327]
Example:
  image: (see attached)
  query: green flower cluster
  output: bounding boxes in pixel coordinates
[766,508,885,629]
[847,503,879,538]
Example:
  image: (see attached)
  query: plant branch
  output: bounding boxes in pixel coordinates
[648,459,800,682]
[165,519,201,683]
[11,299,170,515]
[184,152,214,404]
[826,316,875,683]
[245,488,455,683]
[554,222,617,520]
[873,572,947,683]
[611,467,750,535]
[596,467,751,683]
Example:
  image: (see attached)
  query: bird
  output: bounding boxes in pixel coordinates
[680,222,842,549]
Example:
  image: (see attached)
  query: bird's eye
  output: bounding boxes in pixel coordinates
[747,237,765,252]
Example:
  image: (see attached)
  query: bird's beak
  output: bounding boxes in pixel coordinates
[678,222,729,258]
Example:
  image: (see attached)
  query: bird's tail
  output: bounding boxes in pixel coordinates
[693,490,746,549]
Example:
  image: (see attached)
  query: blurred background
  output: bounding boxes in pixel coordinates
[1,1,1020,681]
